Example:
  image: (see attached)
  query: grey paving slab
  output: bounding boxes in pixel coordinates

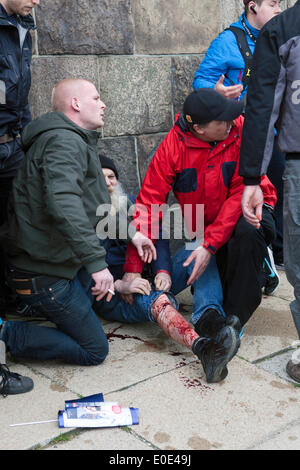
[257,349,300,385]
[252,421,300,450]
[273,270,294,302]
[238,295,297,362]
[2,271,298,450]
[104,358,300,451]
[25,321,196,398]
[0,363,71,450]
[47,427,152,451]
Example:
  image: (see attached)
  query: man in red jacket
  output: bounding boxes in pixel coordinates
[124,88,277,341]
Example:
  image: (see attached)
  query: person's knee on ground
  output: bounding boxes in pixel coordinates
[84,341,109,366]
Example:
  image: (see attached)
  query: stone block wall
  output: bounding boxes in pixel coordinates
[30,0,296,194]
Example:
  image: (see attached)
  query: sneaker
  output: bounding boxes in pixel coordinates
[192,325,240,383]
[194,309,242,339]
[194,309,226,339]
[286,360,300,383]
[0,364,34,397]
[226,315,242,335]
[264,247,280,296]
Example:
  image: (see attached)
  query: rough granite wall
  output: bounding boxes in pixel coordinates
[29,0,296,194]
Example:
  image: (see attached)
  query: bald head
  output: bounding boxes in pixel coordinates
[51,79,92,113]
[51,78,106,130]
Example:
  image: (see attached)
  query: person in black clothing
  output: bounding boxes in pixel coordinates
[239,0,300,382]
[0,0,39,221]
[0,0,40,312]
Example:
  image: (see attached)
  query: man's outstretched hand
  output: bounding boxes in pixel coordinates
[131,231,157,263]
[214,74,243,100]
[183,246,211,286]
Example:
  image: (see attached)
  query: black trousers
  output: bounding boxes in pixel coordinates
[216,208,276,326]
[0,176,16,308]
[0,140,25,309]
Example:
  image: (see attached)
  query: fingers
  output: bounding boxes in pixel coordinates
[243,211,261,228]
[154,276,172,292]
[255,203,263,222]
[222,85,243,99]
[134,235,157,263]
[183,251,195,268]
[187,261,206,286]
[160,281,171,291]
[215,76,243,99]
[242,201,262,228]
[187,262,201,286]
[182,252,199,285]
[216,74,225,86]
[144,243,157,263]
[132,279,151,295]
[95,289,114,302]
[182,248,210,286]
[142,247,153,264]
[92,280,115,302]
[133,287,150,295]
[241,186,264,229]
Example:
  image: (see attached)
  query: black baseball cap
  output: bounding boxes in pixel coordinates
[99,154,119,179]
[183,88,244,125]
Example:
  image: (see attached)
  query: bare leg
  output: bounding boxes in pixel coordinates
[151,294,199,350]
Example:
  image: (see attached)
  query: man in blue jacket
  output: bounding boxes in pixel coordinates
[193,0,284,287]
[0,0,40,311]
[193,0,281,100]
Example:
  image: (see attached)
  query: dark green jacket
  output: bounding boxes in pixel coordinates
[2,112,111,279]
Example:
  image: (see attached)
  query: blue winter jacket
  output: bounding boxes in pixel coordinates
[0,5,35,136]
[193,14,259,98]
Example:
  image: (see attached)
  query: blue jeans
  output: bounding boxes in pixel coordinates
[3,269,109,365]
[170,245,225,325]
[3,268,175,365]
[94,288,177,323]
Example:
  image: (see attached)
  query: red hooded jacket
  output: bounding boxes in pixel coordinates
[124,114,277,273]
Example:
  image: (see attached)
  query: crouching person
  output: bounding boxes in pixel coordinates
[123,89,277,382]
[0,78,127,366]
[93,156,240,383]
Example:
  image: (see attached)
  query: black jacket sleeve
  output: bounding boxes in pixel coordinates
[239,18,284,185]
